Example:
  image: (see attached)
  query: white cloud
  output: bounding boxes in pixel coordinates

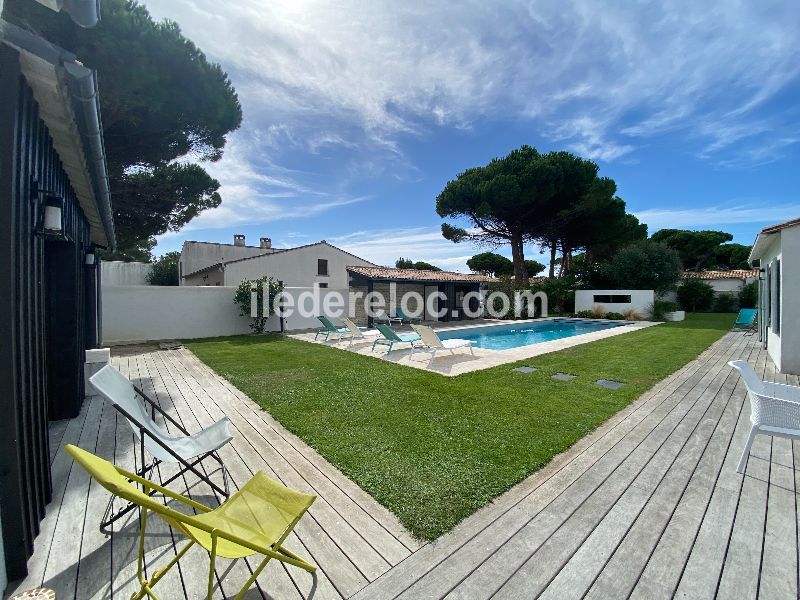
[635,203,800,231]
[169,134,370,233]
[142,0,800,168]
[329,226,548,272]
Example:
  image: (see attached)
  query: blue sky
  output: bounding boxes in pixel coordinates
[143,0,800,271]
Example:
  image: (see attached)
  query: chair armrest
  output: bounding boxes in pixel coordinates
[763,381,800,404]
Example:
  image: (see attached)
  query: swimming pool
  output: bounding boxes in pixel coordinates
[437,318,628,351]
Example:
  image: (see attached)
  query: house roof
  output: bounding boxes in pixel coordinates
[33,0,100,28]
[347,266,494,283]
[749,216,800,262]
[682,270,759,281]
[183,241,376,278]
[1,19,115,249]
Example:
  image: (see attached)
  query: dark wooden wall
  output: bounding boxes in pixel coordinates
[0,45,94,582]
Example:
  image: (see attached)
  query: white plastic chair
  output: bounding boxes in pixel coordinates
[410,324,475,358]
[89,364,233,529]
[729,360,800,473]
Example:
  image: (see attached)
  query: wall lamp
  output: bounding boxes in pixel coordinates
[33,183,71,242]
[85,248,97,268]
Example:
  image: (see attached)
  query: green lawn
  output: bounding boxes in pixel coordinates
[187,313,733,540]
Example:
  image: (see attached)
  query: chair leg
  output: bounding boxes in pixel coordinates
[737,425,760,473]
[234,555,273,600]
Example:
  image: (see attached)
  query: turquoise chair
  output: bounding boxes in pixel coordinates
[315,316,348,341]
[372,323,421,354]
[734,308,758,332]
[396,307,422,323]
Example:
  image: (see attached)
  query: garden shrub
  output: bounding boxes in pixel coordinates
[604,312,626,320]
[713,292,738,313]
[233,276,283,333]
[677,279,715,312]
[738,282,758,309]
[648,300,678,321]
[574,310,596,318]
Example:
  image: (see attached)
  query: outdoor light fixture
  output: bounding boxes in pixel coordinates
[85,248,97,267]
[33,183,70,242]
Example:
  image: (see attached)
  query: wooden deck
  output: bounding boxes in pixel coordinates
[8,330,798,599]
[9,345,420,599]
[353,331,799,599]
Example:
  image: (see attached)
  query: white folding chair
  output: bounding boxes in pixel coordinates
[90,364,233,530]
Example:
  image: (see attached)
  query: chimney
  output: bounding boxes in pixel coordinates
[233,234,246,247]
[260,237,272,249]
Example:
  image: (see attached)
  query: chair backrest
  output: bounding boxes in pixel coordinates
[729,360,764,395]
[397,307,420,320]
[375,323,402,341]
[735,308,758,325]
[411,324,443,348]
[317,315,338,331]
[66,444,181,515]
[340,317,361,335]
[89,365,174,450]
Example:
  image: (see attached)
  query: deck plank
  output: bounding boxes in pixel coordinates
[9,330,798,600]
[423,333,748,599]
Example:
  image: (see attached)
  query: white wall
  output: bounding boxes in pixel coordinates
[756,227,800,375]
[575,289,655,316]
[101,261,152,286]
[101,285,353,343]
[102,285,252,344]
[224,243,374,289]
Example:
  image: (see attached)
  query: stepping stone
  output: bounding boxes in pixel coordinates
[512,366,537,373]
[552,372,577,381]
[596,379,624,390]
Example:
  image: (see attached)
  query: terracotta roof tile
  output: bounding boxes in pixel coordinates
[347,266,494,283]
[761,217,800,234]
[682,269,759,280]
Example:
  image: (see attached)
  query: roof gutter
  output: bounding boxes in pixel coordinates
[0,19,115,250]
[32,0,100,28]
[63,60,115,250]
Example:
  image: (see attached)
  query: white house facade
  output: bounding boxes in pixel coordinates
[682,269,759,294]
[178,235,279,285]
[749,217,800,375]
[181,239,376,288]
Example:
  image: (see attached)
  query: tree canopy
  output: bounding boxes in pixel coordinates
[147,251,180,286]
[467,252,513,277]
[437,146,645,284]
[649,229,747,271]
[5,0,242,260]
[395,258,442,271]
[589,240,682,293]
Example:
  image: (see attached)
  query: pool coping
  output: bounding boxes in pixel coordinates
[289,318,661,376]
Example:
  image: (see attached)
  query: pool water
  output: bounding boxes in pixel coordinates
[437,318,627,351]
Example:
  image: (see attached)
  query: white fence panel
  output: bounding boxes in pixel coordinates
[101,261,153,286]
[101,285,352,344]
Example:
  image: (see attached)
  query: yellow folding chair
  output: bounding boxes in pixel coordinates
[65,444,316,599]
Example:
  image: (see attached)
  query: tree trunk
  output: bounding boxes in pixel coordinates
[510,233,528,286]
[548,242,557,279]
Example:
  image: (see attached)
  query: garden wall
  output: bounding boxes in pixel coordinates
[575,289,654,316]
[102,285,351,344]
[101,260,152,285]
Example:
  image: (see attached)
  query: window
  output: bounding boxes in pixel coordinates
[593,294,632,304]
[318,282,328,288]
[317,258,328,276]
